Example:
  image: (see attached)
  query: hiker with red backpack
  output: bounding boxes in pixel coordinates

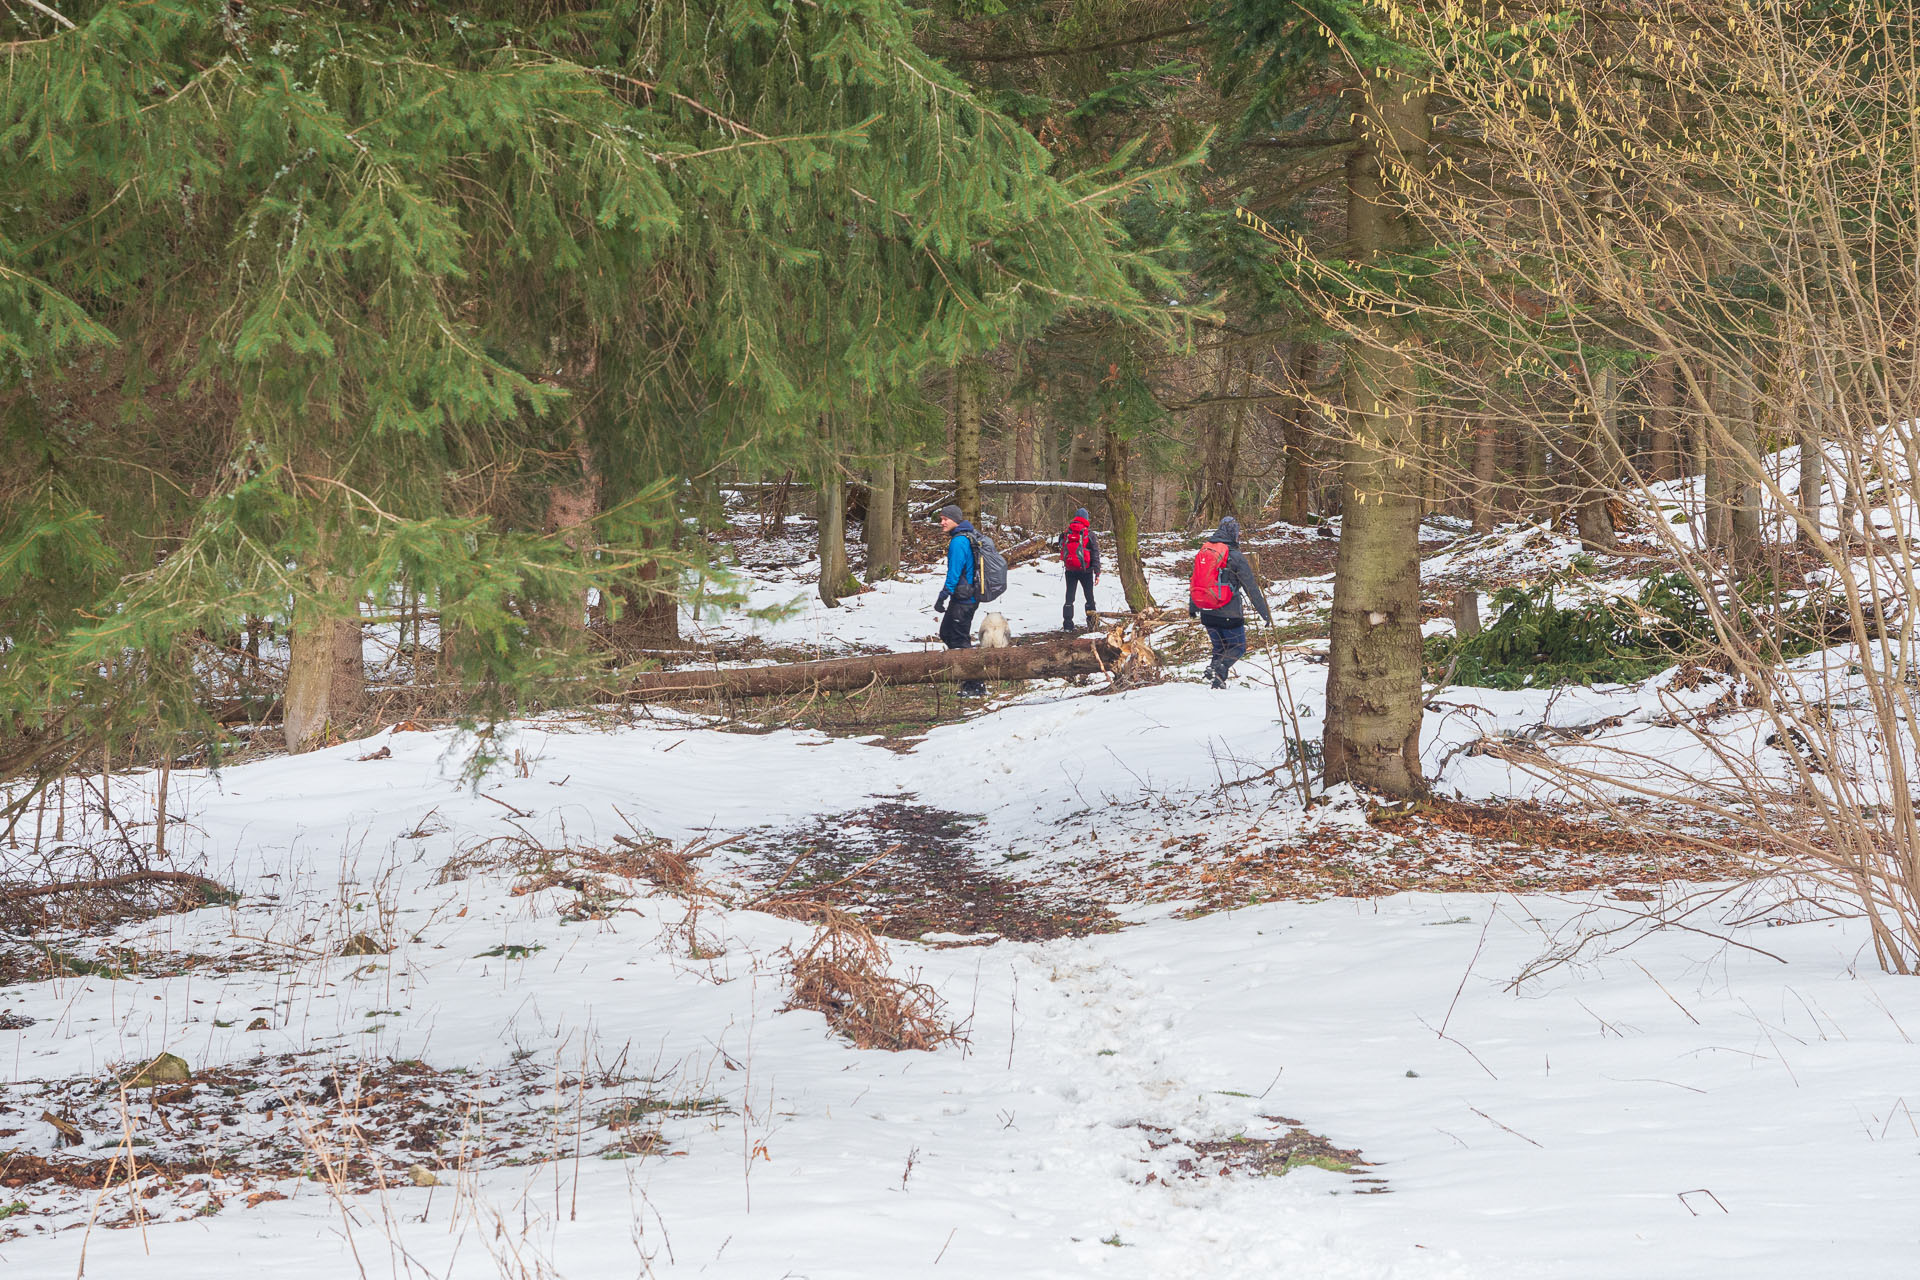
[1188,515,1271,689]
[1058,506,1102,631]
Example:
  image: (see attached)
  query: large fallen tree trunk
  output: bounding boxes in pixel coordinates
[911,480,1108,519]
[621,634,1123,699]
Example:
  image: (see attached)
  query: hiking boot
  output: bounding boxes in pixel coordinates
[1061,611,1075,632]
[1208,672,1227,690]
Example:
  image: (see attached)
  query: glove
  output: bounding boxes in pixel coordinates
[935,590,951,612]
[1188,603,1198,619]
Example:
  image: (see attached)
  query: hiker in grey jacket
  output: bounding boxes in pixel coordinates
[1186,515,1271,689]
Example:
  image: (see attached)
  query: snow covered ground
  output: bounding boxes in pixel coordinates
[4,665,1918,1277]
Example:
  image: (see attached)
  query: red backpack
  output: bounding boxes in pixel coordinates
[1190,541,1233,611]
[1062,520,1092,570]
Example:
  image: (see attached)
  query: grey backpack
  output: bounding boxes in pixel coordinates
[969,534,1009,603]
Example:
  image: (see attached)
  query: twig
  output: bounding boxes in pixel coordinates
[1677,1188,1728,1215]
[592,69,769,139]
[480,792,532,819]
[1631,960,1701,1025]
[1416,1015,1498,1079]
[1439,907,1497,1039]
[18,0,75,30]
[1469,1106,1543,1148]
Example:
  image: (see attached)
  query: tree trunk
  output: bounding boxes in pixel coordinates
[1522,428,1549,522]
[1321,69,1431,801]
[1066,423,1100,492]
[1648,358,1679,481]
[1798,373,1826,545]
[543,429,599,636]
[284,572,365,754]
[1704,366,1760,566]
[1102,421,1152,612]
[1278,345,1316,524]
[1451,589,1482,638]
[818,465,860,607]
[623,634,1122,699]
[1470,417,1499,532]
[865,458,900,582]
[1150,469,1177,533]
[761,469,794,540]
[952,360,984,527]
[1011,416,1040,529]
[887,452,909,558]
[1725,370,1762,567]
[1197,347,1242,528]
[1575,366,1619,551]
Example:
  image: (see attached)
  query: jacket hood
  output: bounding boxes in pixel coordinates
[948,518,976,535]
[1210,516,1240,546]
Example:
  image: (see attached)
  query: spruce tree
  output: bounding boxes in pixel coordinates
[0,1,1181,805]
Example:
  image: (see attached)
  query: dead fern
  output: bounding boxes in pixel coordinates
[779,908,963,1052]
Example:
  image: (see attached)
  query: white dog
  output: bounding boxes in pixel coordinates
[977,612,1011,649]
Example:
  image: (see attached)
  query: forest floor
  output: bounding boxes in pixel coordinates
[1,500,1915,1279]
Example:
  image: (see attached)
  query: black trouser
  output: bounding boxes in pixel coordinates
[940,596,985,695]
[1203,617,1247,679]
[1063,569,1096,624]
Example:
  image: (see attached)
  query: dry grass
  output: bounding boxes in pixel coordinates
[778,907,965,1052]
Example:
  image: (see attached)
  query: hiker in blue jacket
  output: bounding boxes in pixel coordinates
[1187,515,1271,689]
[933,504,987,698]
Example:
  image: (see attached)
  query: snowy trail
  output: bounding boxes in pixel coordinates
[4,685,1919,1276]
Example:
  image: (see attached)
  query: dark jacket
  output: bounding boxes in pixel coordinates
[1190,516,1271,625]
[1058,511,1101,576]
[942,520,978,599]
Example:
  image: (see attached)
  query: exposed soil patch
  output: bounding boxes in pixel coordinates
[1134,1116,1384,1192]
[0,1051,713,1236]
[1060,797,1750,914]
[741,801,1119,941]
[0,939,267,990]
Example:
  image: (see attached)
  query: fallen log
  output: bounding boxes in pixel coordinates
[725,478,1107,494]
[620,634,1123,699]
[1003,534,1052,568]
[0,871,238,906]
[912,480,1109,519]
